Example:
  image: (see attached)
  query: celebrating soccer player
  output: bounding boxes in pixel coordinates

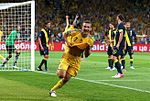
[49,20,94,97]
[0,25,21,68]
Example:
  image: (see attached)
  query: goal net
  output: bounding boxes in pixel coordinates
[0,1,35,71]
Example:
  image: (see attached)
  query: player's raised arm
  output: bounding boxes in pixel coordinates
[72,14,79,26]
[63,31,72,47]
[64,15,69,32]
[0,31,3,42]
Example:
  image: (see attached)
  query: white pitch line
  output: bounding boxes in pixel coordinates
[34,71,150,94]
[75,78,150,94]
[94,80,150,82]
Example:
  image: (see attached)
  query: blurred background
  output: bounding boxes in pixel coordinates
[0,0,150,44]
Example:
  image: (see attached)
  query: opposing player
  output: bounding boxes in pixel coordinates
[105,23,116,70]
[0,31,6,63]
[112,14,125,78]
[125,22,136,69]
[49,20,94,97]
[121,22,136,69]
[1,25,21,68]
[37,21,53,71]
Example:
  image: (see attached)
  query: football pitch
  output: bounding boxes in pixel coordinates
[0,52,150,101]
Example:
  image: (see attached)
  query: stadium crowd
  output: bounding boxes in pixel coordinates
[0,0,150,43]
[35,0,150,44]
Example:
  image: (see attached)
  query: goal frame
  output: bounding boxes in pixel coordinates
[0,1,35,71]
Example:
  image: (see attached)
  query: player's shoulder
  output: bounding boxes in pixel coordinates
[118,23,125,29]
[11,30,17,34]
[38,29,44,37]
[66,28,81,36]
[85,35,95,46]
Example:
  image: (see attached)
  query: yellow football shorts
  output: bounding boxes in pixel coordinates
[58,53,80,77]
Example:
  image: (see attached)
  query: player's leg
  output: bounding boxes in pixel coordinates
[107,55,114,70]
[50,56,79,97]
[120,50,126,70]
[1,46,12,67]
[37,46,48,71]
[0,54,6,62]
[80,52,84,60]
[106,46,113,70]
[44,55,48,71]
[50,70,71,91]
[44,47,49,71]
[13,49,20,68]
[50,57,69,94]
[112,48,124,78]
[38,54,49,71]
[109,47,114,70]
[128,46,134,69]
[50,66,70,97]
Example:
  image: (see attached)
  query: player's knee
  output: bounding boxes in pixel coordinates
[63,78,69,83]
[9,54,12,58]
[16,52,20,56]
[57,70,65,78]
[57,74,64,79]
[129,55,133,59]
[44,55,49,59]
[63,73,71,82]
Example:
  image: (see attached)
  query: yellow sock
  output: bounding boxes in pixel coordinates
[0,54,5,60]
[114,59,118,63]
[51,79,64,91]
[130,59,133,62]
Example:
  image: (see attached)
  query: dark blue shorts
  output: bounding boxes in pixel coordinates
[113,46,124,57]
[39,46,49,56]
[107,45,113,56]
[125,46,133,55]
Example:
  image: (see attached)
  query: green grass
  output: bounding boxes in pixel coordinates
[0,52,150,101]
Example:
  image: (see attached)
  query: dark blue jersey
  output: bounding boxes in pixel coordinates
[114,23,126,48]
[108,29,116,47]
[38,28,49,46]
[126,29,136,45]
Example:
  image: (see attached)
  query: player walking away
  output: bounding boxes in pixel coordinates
[0,30,6,63]
[105,23,116,70]
[37,21,53,71]
[49,20,94,97]
[112,14,125,78]
[0,25,21,68]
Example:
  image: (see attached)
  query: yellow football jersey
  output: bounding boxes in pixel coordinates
[65,25,74,32]
[0,31,3,37]
[73,35,94,50]
[64,28,94,51]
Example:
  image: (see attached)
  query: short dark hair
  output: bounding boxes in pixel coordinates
[83,20,91,24]
[117,14,124,21]
[45,20,51,25]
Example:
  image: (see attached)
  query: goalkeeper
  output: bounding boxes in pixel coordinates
[0,25,21,68]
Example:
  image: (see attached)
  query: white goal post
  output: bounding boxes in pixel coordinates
[0,1,35,71]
